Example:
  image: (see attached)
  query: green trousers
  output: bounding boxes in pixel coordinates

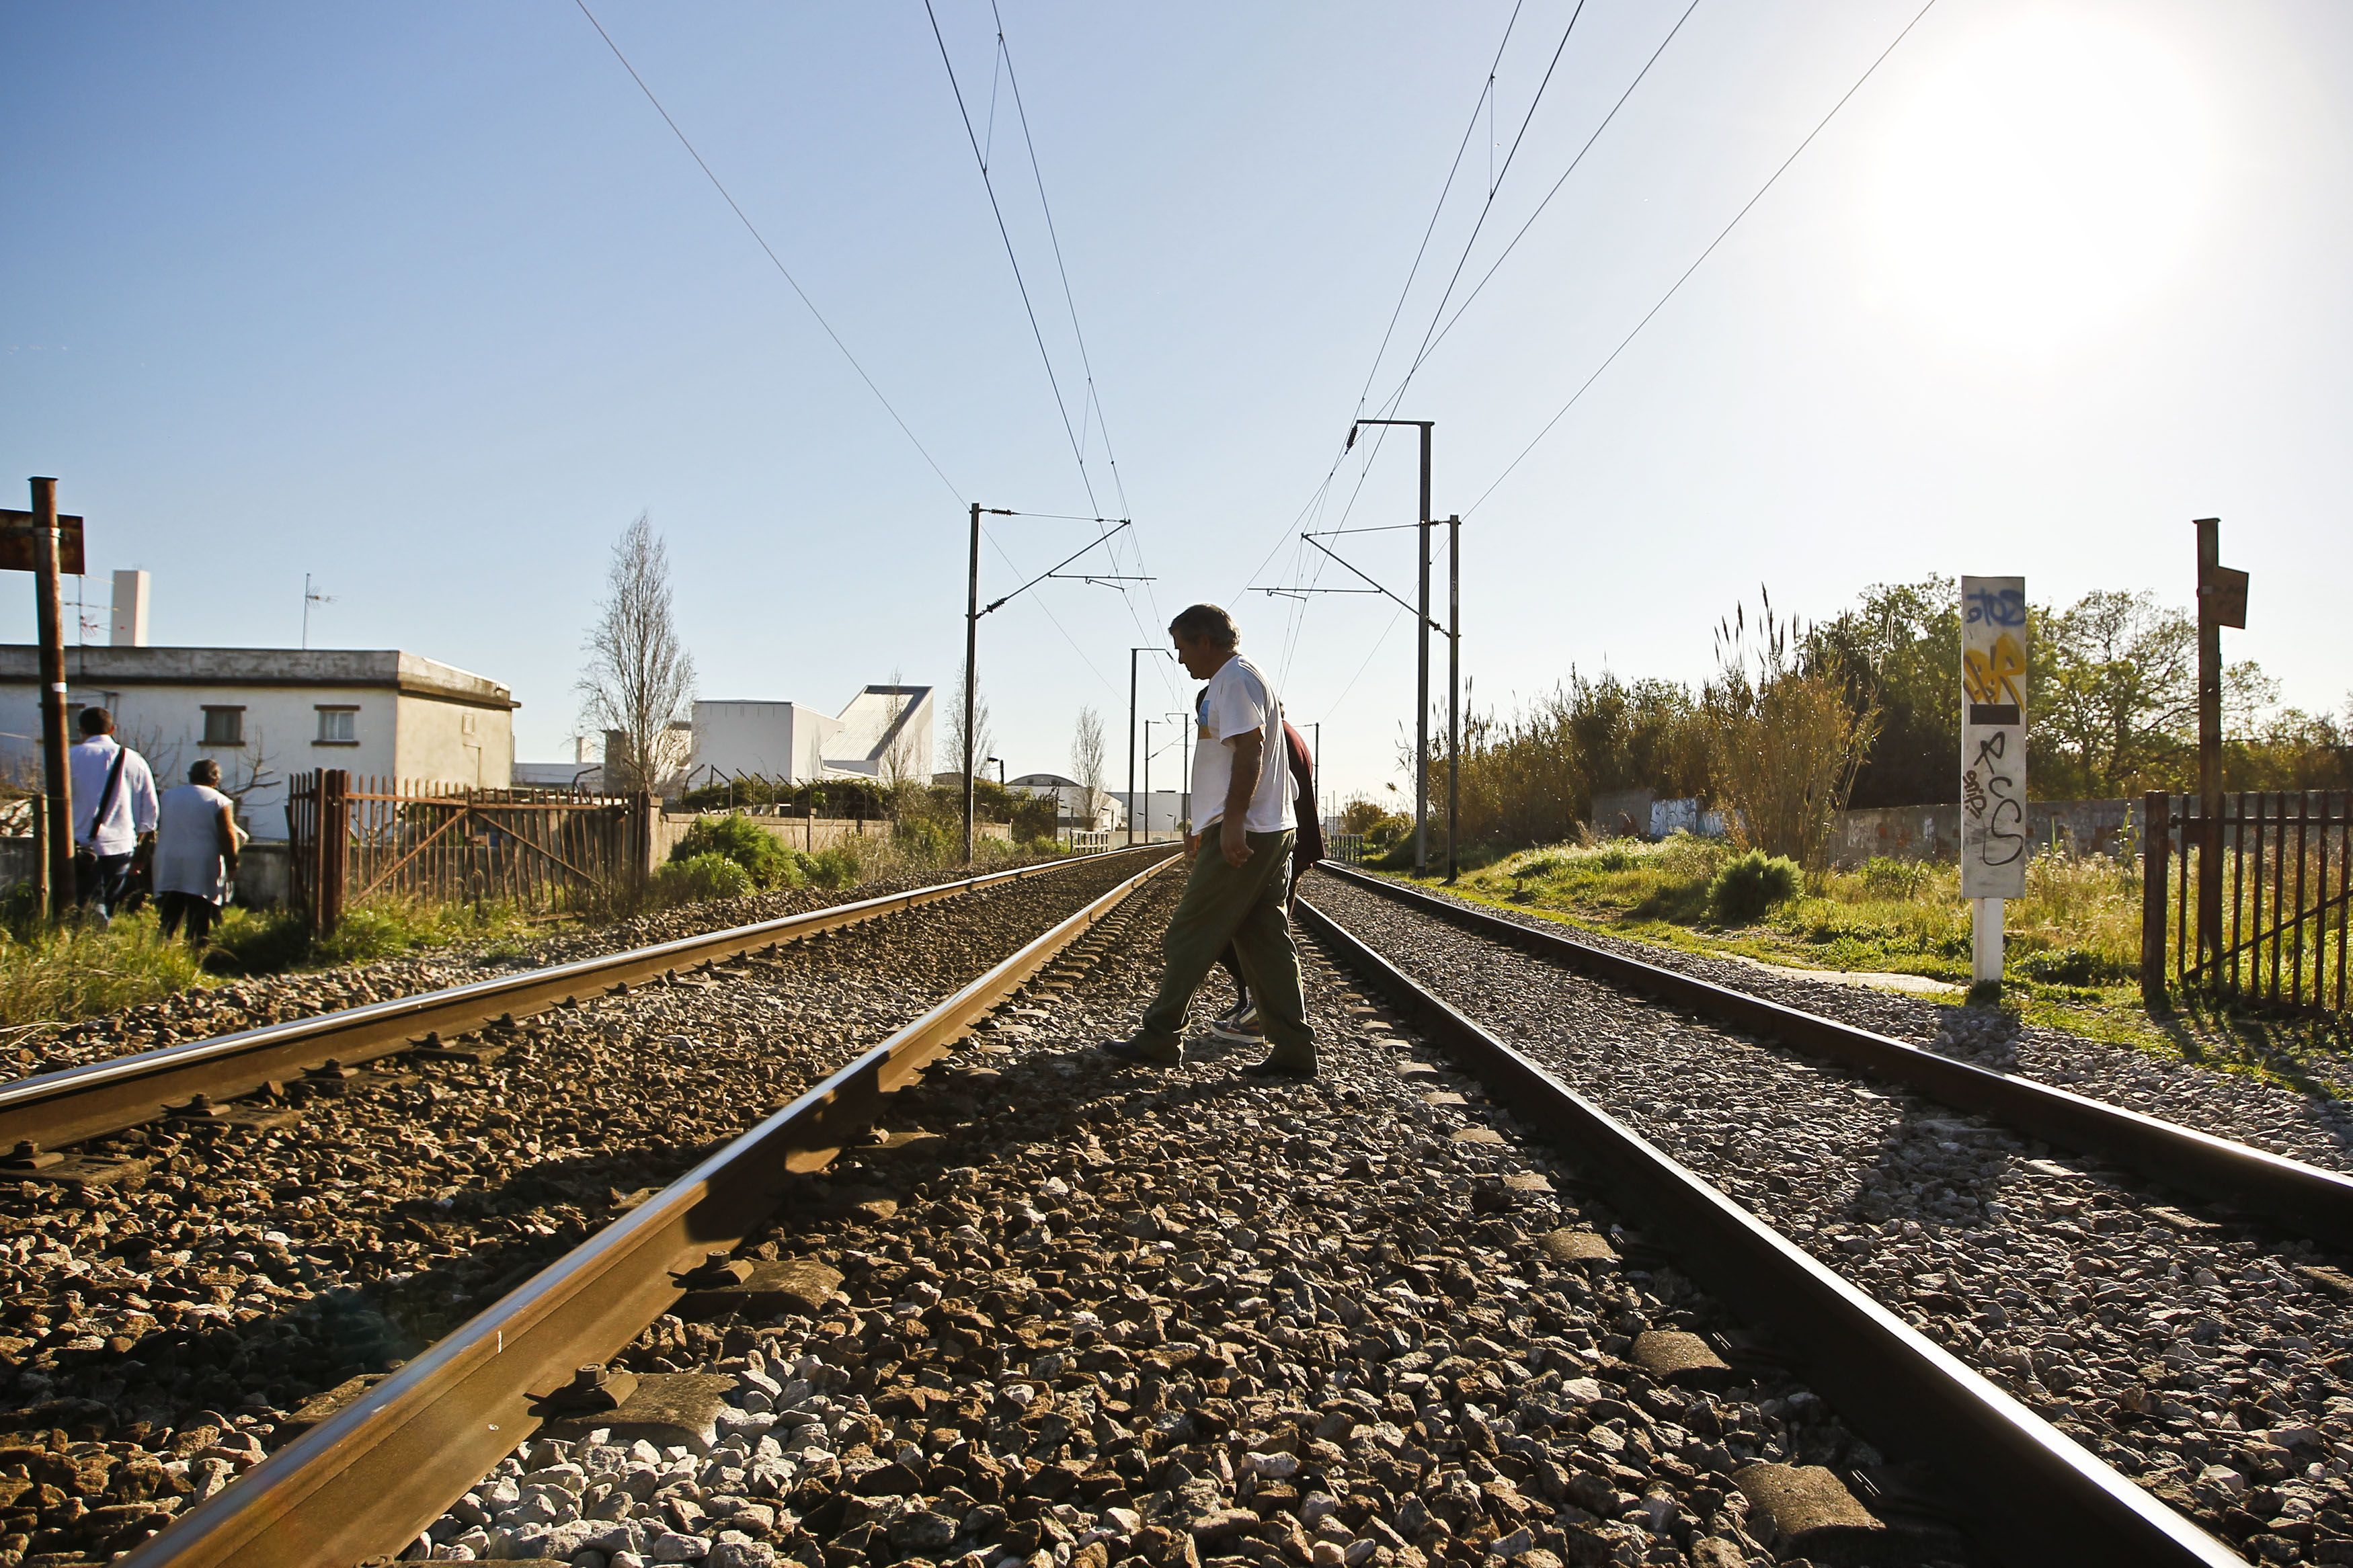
[1138,827,1313,1063]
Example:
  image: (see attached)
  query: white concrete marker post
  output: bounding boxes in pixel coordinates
[1959,576,2030,991]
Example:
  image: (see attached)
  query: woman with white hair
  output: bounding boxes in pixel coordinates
[153,759,243,946]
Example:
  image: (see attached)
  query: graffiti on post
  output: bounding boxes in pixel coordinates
[1960,575,2028,899]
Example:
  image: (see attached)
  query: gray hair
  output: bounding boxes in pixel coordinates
[1168,603,1239,649]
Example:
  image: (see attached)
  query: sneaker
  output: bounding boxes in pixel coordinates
[1205,1003,1263,1044]
[1099,1036,1183,1067]
[1237,1055,1316,1081]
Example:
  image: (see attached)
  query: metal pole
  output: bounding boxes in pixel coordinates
[1447,512,1461,884]
[31,478,74,919]
[1143,720,1154,841]
[1311,722,1321,836]
[2195,517,2223,967]
[1127,650,1140,846]
[964,503,980,866]
[1414,423,1431,877]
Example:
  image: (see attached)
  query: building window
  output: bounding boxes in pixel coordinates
[315,706,358,745]
[201,706,245,747]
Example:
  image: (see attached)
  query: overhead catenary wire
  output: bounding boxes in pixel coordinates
[1465,0,1942,516]
[922,0,1101,518]
[570,0,963,504]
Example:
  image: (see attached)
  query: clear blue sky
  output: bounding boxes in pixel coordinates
[5,1,2347,805]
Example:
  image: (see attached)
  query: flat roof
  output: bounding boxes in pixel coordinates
[0,646,516,709]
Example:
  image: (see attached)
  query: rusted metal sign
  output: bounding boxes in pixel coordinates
[1960,576,2028,900]
[0,509,85,573]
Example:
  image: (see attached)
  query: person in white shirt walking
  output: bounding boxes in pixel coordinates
[69,708,159,924]
[154,759,243,947]
[1101,604,1315,1079]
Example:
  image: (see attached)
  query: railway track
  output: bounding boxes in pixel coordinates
[123,857,1942,1568]
[7,852,2321,1565]
[0,847,1170,1566]
[1304,867,2353,1565]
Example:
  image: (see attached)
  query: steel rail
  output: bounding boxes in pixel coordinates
[1,844,1166,1157]
[1318,863,2353,1246]
[1298,895,2240,1568]
[122,846,1179,1567]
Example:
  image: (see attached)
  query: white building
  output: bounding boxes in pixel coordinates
[0,645,516,839]
[1111,789,1189,836]
[1008,772,1124,832]
[686,685,933,790]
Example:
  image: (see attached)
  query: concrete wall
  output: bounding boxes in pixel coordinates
[0,836,292,907]
[1826,797,2142,866]
[691,701,834,784]
[393,692,514,790]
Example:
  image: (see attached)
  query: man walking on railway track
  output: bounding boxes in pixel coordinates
[1101,604,1315,1078]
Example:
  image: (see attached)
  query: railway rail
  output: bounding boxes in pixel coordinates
[1312,863,2353,1246]
[1305,869,2353,1564]
[0,848,1170,1566]
[118,858,1947,1568]
[1,847,1166,1160]
[112,846,1181,1567]
[6,852,2323,1565]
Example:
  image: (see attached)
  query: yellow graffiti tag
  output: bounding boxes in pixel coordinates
[1964,632,2026,706]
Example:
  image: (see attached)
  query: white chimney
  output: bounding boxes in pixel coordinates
[111,570,150,647]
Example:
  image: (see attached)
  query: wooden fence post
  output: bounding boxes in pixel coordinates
[317,769,351,936]
[631,791,660,884]
[2140,791,2170,1009]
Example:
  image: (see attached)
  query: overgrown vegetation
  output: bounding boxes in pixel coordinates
[1431,579,2350,862]
[1452,834,2148,985]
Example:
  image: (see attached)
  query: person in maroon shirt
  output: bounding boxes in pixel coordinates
[1206,717,1321,1043]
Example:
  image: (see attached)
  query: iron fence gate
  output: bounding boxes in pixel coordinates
[288,771,637,930]
[2142,790,2352,1016]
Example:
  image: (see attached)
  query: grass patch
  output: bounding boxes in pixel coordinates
[0,895,537,1038]
[1400,837,2350,1098]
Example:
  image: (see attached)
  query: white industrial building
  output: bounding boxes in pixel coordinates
[686,685,934,790]
[1008,772,1124,833]
[0,644,517,839]
[1111,789,1189,837]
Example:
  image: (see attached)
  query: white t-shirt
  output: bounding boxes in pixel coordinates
[1190,655,1293,834]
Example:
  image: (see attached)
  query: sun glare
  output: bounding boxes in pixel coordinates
[1864,11,2215,358]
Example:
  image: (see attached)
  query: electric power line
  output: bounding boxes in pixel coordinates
[571,0,963,503]
[922,0,1102,517]
[1465,0,1942,515]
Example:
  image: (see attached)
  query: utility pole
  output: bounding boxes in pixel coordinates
[2193,518,2248,969]
[1126,647,1164,848]
[1446,513,1461,883]
[1350,418,1434,876]
[964,503,981,864]
[30,479,73,917]
[1142,719,1156,841]
[1310,722,1321,838]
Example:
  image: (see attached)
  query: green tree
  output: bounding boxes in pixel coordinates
[1810,577,1960,808]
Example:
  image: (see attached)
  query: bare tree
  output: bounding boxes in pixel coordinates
[943,659,991,786]
[1070,706,1107,829]
[877,667,922,804]
[577,513,696,795]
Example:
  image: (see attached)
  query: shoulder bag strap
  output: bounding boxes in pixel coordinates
[85,747,128,843]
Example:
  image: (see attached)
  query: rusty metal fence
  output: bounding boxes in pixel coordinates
[2142,790,2352,1016]
[288,771,645,931]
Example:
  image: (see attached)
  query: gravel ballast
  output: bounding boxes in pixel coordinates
[13,865,1065,1081]
[409,890,1953,1568]
[0,856,1144,1566]
[1352,874,2353,1176]
[1306,871,2353,1565]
